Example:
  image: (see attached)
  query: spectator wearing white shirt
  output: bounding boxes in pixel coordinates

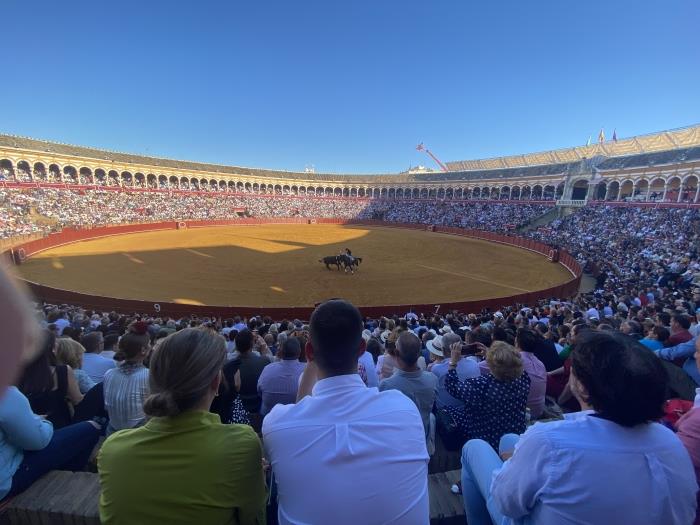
[460,330,696,525]
[263,300,429,525]
[358,329,378,388]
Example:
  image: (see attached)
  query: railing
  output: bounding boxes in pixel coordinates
[4,219,582,319]
[556,198,588,207]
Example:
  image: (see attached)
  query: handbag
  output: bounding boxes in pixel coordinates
[435,407,465,451]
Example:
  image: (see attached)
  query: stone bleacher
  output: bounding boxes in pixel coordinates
[0,430,468,525]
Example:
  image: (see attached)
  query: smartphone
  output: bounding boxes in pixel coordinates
[462,343,481,355]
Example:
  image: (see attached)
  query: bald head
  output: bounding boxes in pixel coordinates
[396,332,421,367]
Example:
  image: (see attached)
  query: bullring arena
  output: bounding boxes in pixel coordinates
[15,222,574,310]
[2,125,700,524]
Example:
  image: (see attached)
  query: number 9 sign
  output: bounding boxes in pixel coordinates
[154,303,161,313]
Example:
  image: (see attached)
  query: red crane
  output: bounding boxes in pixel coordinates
[416,143,448,172]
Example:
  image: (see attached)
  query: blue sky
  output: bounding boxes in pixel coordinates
[1,1,698,173]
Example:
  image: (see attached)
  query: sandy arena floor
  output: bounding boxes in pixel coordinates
[18,224,573,307]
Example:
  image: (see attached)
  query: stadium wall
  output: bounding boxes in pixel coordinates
[5,220,582,319]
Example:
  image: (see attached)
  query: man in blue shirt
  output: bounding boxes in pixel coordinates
[656,336,700,400]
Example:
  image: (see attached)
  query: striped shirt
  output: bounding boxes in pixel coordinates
[257,359,306,415]
[103,363,149,435]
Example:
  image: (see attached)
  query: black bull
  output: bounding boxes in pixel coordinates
[319,255,363,271]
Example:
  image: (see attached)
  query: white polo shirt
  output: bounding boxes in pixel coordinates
[358,350,378,388]
[263,374,429,525]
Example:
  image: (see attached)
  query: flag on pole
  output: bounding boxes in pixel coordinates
[598,128,605,143]
[586,136,591,147]
[612,129,618,142]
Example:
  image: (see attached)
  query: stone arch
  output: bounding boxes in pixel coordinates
[488,187,498,199]
[521,186,532,199]
[134,173,145,188]
[648,177,665,201]
[108,170,120,186]
[64,166,79,184]
[571,179,589,200]
[180,176,190,189]
[16,160,31,181]
[169,176,179,188]
[500,186,510,200]
[606,180,620,200]
[49,163,62,182]
[94,168,107,185]
[681,174,699,202]
[0,159,14,180]
[33,162,47,180]
[121,171,133,186]
[158,175,167,188]
[665,176,681,202]
[511,186,521,200]
[79,167,93,184]
[634,179,649,201]
[532,185,543,200]
[543,185,556,200]
[619,179,634,200]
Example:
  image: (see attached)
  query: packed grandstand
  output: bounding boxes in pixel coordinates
[2,127,700,524]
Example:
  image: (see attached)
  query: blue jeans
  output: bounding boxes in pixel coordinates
[460,434,520,525]
[8,421,100,498]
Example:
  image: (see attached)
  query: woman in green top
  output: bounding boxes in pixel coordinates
[98,328,267,525]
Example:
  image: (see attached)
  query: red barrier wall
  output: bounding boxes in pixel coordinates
[7,219,582,319]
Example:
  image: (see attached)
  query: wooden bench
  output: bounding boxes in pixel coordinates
[1,471,100,525]
[429,431,462,474]
[0,468,464,525]
[429,469,465,525]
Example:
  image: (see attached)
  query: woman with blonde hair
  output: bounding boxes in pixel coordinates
[98,327,266,525]
[55,338,95,394]
[445,341,530,450]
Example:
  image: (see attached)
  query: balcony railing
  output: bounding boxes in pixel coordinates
[556,198,588,207]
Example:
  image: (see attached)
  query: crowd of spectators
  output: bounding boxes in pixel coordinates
[3,292,700,523]
[3,188,700,523]
[0,187,551,239]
